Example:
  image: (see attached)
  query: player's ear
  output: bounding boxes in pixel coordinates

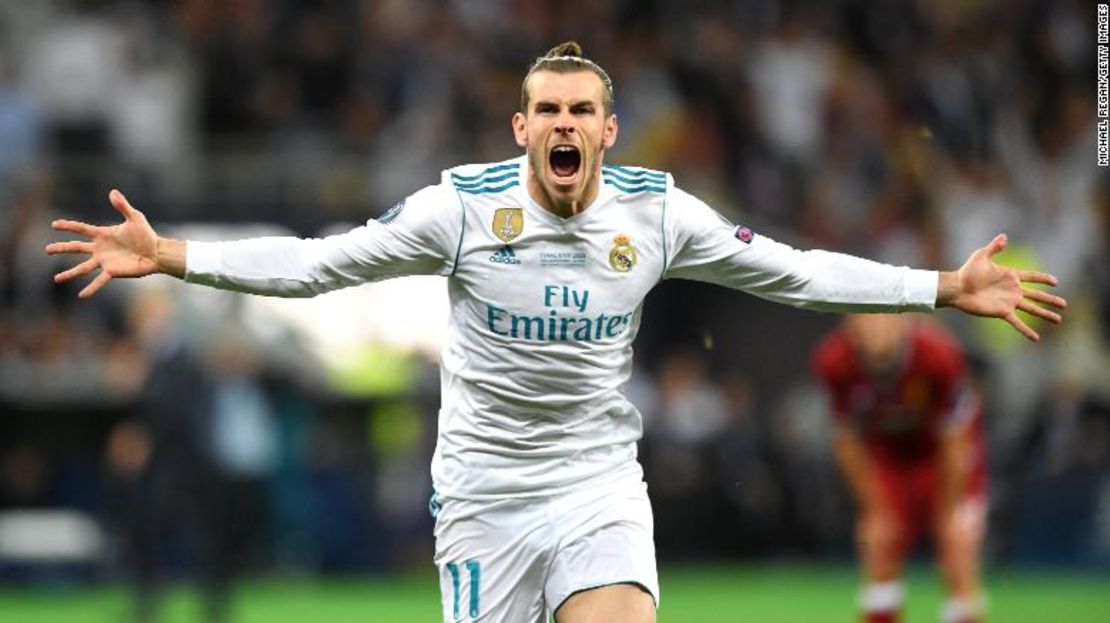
[513,112,528,148]
[603,113,618,150]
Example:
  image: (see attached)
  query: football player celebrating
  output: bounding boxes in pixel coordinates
[48,42,1061,623]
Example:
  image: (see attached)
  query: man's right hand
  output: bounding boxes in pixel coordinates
[45,189,185,298]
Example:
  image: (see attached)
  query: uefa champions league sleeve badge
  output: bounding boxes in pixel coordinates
[734,225,754,243]
[608,234,638,272]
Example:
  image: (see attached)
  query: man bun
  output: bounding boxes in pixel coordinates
[545,41,584,58]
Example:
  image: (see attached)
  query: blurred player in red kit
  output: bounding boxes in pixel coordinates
[813,314,987,623]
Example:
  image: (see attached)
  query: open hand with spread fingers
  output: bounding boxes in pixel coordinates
[937,233,1067,342]
[45,190,184,298]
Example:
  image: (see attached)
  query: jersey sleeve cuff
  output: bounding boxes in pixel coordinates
[905,269,939,311]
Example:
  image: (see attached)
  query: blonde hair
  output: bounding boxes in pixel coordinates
[521,41,614,115]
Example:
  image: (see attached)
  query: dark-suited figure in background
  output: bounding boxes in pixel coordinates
[105,287,233,623]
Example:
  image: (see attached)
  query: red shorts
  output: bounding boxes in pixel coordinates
[875,460,985,554]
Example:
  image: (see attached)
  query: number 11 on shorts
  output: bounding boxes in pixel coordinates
[446,559,481,619]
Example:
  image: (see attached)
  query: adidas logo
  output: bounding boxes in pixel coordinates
[489,245,521,265]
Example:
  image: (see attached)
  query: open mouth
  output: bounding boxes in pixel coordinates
[549,145,581,181]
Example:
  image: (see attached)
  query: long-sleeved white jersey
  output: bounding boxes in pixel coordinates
[186,156,937,499]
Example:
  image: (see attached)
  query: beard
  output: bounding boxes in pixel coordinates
[526,143,602,210]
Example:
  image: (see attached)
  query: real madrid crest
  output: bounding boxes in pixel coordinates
[492,208,524,243]
[608,234,638,272]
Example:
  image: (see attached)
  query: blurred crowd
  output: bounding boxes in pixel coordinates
[1,0,1108,602]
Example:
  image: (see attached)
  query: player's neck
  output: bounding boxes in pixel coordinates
[527,175,600,219]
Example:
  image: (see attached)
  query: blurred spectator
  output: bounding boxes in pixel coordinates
[645,348,730,558]
[25,4,124,157]
[768,370,844,555]
[0,49,42,191]
[0,444,55,508]
[109,17,195,179]
[711,370,785,556]
[746,8,832,167]
[996,178,1110,566]
[0,179,135,408]
[107,288,272,623]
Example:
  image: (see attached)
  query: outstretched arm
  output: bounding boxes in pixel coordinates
[936,233,1066,342]
[662,186,1067,343]
[46,190,185,297]
[48,184,461,299]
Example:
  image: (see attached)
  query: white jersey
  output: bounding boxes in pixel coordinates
[185,155,937,499]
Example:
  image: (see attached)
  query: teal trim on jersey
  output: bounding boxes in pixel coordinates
[602,165,666,193]
[452,170,517,189]
[455,180,521,195]
[603,163,664,175]
[602,177,666,194]
[660,187,669,280]
[450,189,466,277]
[450,161,519,182]
[602,164,666,184]
[428,491,442,518]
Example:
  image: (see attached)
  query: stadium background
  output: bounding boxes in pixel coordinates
[1,0,1107,621]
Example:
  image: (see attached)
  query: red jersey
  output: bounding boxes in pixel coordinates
[812,322,984,470]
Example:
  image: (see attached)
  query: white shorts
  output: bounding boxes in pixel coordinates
[431,479,658,622]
